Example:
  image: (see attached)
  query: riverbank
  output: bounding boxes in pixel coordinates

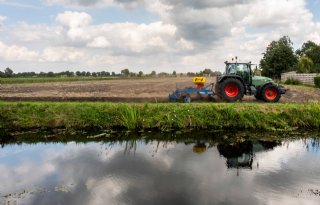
[0,102,320,132]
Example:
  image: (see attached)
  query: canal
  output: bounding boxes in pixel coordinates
[1,131,320,204]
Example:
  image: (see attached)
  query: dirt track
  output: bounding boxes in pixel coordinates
[0,77,319,103]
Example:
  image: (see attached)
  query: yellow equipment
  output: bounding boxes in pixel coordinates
[192,77,206,89]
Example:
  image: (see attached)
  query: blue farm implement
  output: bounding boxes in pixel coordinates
[168,77,215,103]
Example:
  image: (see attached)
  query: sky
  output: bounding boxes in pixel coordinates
[0,0,320,73]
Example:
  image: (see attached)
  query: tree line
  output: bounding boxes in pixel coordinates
[260,36,320,79]
[0,67,221,78]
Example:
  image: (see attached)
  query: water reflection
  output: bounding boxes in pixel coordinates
[1,132,320,205]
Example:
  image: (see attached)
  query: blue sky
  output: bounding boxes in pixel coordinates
[0,0,320,73]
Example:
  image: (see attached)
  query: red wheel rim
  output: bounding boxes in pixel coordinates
[225,84,239,97]
[265,88,277,100]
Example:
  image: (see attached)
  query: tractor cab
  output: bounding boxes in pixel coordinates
[224,62,252,85]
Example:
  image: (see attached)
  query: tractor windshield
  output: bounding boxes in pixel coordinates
[226,64,249,74]
[226,63,251,84]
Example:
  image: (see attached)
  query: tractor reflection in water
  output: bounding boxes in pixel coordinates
[186,140,280,172]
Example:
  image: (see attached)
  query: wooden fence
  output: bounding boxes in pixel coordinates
[281,72,319,85]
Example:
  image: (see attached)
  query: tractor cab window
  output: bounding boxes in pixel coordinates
[227,64,236,74]
[237,64,250,84]
[227,64,249,75]
[236,64,249,73]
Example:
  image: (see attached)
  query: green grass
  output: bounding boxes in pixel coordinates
[0,102,320,131]
[284,78,302,85]
[0,77,120,84]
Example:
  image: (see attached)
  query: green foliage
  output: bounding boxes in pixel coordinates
[1,102,320,131]
[121,68,130,76]
[118,105,142,130]
[315,76,320,88]
[296,41,320,73]
[260,36,298,79]
[298,56,314,73]
[284,78,302,85]
[4,67,13,77]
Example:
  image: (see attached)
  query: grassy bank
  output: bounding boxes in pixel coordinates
[0,102,320,131]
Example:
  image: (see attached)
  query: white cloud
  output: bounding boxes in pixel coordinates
[0,41,39,62]
[56,11,92,28]
[1,0,320,73]
[87,36,111,48]
[41,46,85,62]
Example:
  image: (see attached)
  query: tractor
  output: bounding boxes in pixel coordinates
[168,60,286,103]
[215,61,286,102]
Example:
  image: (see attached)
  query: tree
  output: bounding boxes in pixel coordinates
[121,69,130,76]
[297,56,313,73]
[4,67,13,77]
[138,71,143,77]
[296,41,320,72]
[76,71,81,76]
[202,68,214,76]
[260,36,298,79]
[187,72,196,77]
[47,71,55,77]
[172,70,177,77]
[150,70,156,76]
[0,71,4,78]
[100,71,106,77]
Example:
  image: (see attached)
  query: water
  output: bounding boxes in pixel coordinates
[1,132,320,205]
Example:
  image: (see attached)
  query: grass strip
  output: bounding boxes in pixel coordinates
[0,102,319,131]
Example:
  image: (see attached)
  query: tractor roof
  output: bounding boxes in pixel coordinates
[224,61,252,64]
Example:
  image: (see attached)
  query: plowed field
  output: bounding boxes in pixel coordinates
[0,77,319,103]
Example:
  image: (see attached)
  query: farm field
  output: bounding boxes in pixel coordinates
[0,77,319,103]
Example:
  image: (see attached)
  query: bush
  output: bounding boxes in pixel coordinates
[315,76,320,88]
[284,78,302,85]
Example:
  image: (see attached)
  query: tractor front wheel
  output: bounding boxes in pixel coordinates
[220,78,245,102]
[261,84,281,102]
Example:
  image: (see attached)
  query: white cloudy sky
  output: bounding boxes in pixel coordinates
[0,0,320,73]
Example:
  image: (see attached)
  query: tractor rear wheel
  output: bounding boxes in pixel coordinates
[220,78,244,102]
[261,84,281,102]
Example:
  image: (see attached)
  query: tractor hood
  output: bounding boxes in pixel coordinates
[252,76,273,87]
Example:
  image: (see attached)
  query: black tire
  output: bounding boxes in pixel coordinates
[261,84,281,102]
[254,87,262,100]
[220,78,245,102]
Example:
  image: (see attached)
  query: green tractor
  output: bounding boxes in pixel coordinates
[215,61,286,102]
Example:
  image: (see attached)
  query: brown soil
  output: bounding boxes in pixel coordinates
[0,77,319,103]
